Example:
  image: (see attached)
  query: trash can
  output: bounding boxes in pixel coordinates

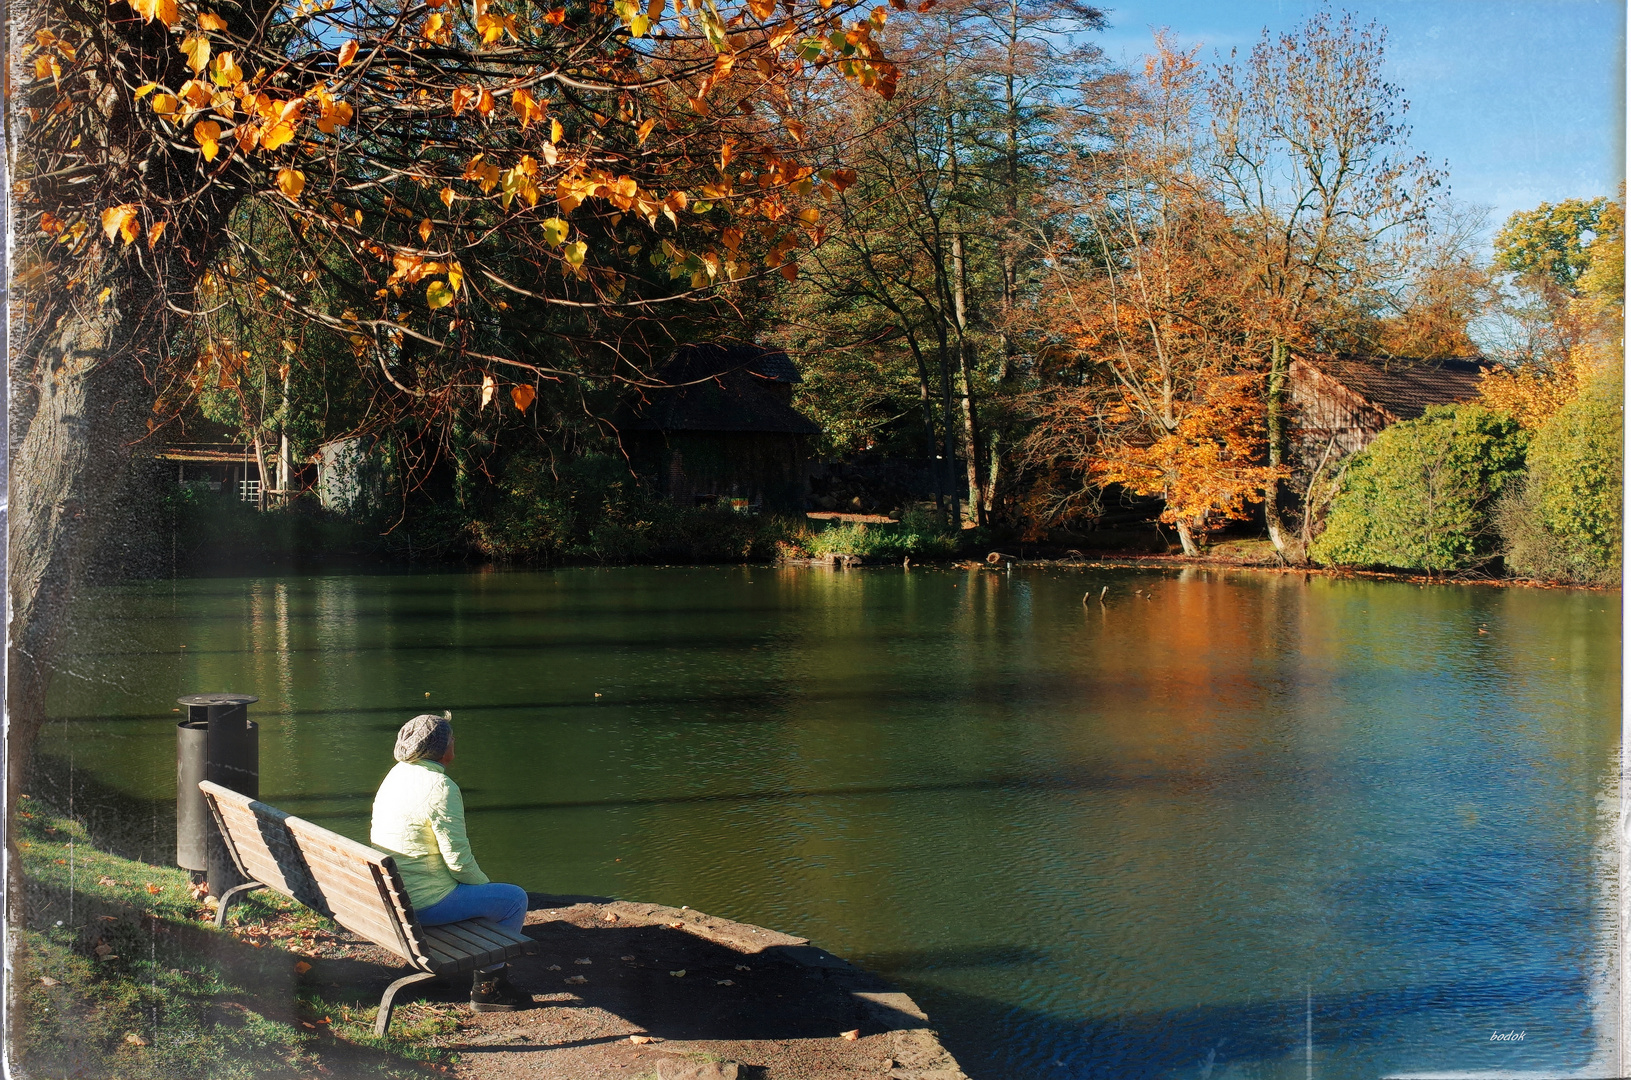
[176,693,259,898]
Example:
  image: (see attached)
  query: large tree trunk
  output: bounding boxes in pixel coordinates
[8,298,156,920]
[950,231,985,525]
[1263,338,1306,563]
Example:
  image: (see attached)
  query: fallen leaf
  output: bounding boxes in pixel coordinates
[294,961,312,974]
[98,876,118,887]
[734,964,751,972]
[602,912,620,922]
[145,883,162,895]
[668,922,685,929]
[628,1034,653,1044]
[94,943,112,957]
[39,976,59,986]
[840,1029,860,1041]
[573,957,592,965]
[715,979,734,986]
[565,974,587,984]
[546,963,561,971]
[668,970,686,977]
[621,955,636,961]
[125,1032,149,1046]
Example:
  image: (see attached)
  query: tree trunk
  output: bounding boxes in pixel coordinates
[8,299,156,924]
[1174,518,1202,557]
[1263,338,1305,563]
[950,231,985,525]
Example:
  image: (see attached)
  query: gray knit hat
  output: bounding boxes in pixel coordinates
[394,713,452,763]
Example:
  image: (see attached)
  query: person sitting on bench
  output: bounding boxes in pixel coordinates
[371,713,532,1012]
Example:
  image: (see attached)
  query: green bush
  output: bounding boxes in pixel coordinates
[786,510,961,559]
[468,453,798,563]
[1497,362,1623,584]
[1311,405,1529,572]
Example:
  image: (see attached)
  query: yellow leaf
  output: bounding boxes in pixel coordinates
[511,385,537,412]
[637,118,656,145]
[422,12,446,40]
[629,13,649,36]
[193,120,221,161]
[180,32,210,74]
[147,221,167,248]
[480,372,496,408]
[98,286,112,304]
[261,120,297,151]
[198,11,227,29]
[134,82,159,99]
[452,86,476,114]
[512,88,542,128]
[475,88,495,116]
[276,167,305,201]
[541,217,570,246]
[550,118,563,144]
[151,93,179,115]
[336,39,358,67]
[447,261,463,290]
[426,280,454,308]
[564,240,586,266]
[101,204,139,244]
[439,186,455,209]
[129,0,180,28]
[747,0,773,19]
[210,51,241,87]
[418,218,433,242]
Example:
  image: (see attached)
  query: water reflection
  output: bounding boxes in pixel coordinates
[41,566,1621,1079]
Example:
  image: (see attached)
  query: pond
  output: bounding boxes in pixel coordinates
[40,565,1621,1079]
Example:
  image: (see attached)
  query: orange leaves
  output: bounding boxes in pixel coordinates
[422,12,450,43]
[439,186,456,209]
[636,118,656,145]
[193,119,222,161]
[451,86,477,115]
[463,154,502,194]
[550,118,564,144]
[150,93,179,116]
[209,51,242,87]
[276,167,305,201]
[336,39,359,67]
[259,99,303,150]
[315,98,353,133]
[784,119,806,144]
[747,0,775,19]
[418,218,434,242]
[101,205,140,244]
[475,88,496,117]
[511,385,536,412]
[543,6,566,22]
[147,221,167,248]
[197,11,228,29]
[126,0,180,29]
[512,88,544,129]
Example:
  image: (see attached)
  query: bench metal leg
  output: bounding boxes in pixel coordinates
[375,971,437,1038]
[214,881,266,929]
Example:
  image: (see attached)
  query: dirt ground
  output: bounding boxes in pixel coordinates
[339,897,967,1080]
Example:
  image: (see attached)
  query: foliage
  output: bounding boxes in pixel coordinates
[784,510,959,558]
[11,799,452,1079]
[1492,197,1610,292]
[1018,37,1281,555]
[466,452,798,562]
[1496,361,1623,584]
[1310,405,1528,572]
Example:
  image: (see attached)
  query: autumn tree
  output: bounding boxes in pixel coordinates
[1018,36,1281,555]
[8,0,906,884]
[1207,10,1443,561]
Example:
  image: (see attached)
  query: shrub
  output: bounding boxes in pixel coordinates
[1497,362,1623,584]
[782,510,961,559]
[1310,405,1529,572]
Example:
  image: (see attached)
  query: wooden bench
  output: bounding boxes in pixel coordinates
[199,780,535,1035]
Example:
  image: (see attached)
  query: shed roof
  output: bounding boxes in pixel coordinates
[616,342,821,434]
[1300,355,1489,421]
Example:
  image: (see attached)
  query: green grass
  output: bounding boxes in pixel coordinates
[12,797,457,1079]
[782,511,961,560]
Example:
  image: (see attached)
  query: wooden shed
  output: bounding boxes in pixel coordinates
[1290,354,1490,466]
[615,343,822,511]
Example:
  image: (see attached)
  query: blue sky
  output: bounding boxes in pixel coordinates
[1091,1,1626,239]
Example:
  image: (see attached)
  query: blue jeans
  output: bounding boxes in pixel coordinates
[417,883,529,971]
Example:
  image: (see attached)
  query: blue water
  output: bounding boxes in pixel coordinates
[42,565,1622,1078]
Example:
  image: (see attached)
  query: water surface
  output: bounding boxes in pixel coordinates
[42,566,1621,1079]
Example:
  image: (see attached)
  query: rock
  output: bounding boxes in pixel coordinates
[655,1060,739,1080]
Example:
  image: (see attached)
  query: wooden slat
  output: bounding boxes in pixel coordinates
[430,921,505,955]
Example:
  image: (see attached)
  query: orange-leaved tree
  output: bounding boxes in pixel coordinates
[1018,34,1281,555]
[8,0,909,855]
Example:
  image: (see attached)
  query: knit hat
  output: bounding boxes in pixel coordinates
[394,713,452,763]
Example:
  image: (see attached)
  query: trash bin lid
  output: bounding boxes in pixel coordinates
[177,693,260,706]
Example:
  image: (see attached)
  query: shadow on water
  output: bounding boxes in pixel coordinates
[871,966,1594,1079]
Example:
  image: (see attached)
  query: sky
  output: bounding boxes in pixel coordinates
[1089,1,1626,241]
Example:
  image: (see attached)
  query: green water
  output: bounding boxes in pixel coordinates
[42,566,1621,1079]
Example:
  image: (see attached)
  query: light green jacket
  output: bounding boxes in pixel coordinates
[369,760,490,910]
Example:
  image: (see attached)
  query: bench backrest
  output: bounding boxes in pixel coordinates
[199,780,434,969]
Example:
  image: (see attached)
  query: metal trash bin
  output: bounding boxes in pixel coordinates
[176,693,259,898]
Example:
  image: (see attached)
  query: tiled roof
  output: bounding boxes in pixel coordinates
[1304,355,1489,420]
[615,343,821,434]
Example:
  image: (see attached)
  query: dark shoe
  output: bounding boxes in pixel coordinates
[471,966,530,1012]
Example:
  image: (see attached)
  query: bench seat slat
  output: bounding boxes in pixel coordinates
[431,920,509,955]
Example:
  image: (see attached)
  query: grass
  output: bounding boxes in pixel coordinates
[11,796,458,1079]
[780,510,962,560]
